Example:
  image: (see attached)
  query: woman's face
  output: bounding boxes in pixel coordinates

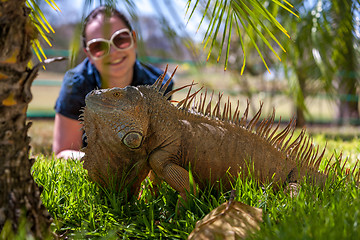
[84,15,137,84]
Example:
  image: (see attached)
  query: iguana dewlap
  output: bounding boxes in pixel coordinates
[81,68,359,199]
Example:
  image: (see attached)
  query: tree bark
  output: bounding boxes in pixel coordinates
[0,1,52,238]
[332,0,360,125]
[337,74,359,125]
[294,68,307,128]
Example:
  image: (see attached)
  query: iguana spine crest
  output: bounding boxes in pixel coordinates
[152,66,360,181]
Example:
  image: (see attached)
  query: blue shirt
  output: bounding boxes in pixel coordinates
[55,58,174,120]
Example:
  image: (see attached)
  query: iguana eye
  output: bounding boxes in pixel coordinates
[113,92,121,98]
[122,131,143,149]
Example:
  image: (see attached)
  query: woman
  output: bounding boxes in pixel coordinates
[53,6,173,159]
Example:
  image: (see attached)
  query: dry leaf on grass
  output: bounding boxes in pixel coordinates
[188,200,262,240]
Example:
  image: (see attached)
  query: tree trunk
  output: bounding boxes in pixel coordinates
[296,105,306,127]
[332,0,359,125]
[0,1,52,238]
[294,69,307,128]
[337,74,359,125]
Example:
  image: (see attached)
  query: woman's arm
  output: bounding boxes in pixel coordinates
[53,113,84,159]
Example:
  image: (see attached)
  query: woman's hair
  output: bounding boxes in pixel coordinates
[81,6,133,47]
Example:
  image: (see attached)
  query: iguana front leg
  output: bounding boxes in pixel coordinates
[149,150,191,200]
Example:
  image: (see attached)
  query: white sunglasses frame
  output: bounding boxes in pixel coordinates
[85,28,134,60]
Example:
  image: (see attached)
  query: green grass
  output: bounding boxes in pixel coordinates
[31,135,360,239]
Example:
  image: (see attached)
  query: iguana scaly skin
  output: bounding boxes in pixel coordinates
[81,67,360,199]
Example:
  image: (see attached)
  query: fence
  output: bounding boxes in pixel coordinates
[28,50,360,125]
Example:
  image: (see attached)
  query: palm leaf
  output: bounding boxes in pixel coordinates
[185,0,296,72]
[26,0,60,63]
[207,0,228,61]
[217,4,232,63]
[234,18,246,74]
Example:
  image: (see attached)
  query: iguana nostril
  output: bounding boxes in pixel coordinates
[123,131,143,149]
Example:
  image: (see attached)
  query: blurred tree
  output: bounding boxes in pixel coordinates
[272,0,328,127]
[276,0,359,126]
[207,0,359,127]
[0,1,56,238]
[329,0,359,125]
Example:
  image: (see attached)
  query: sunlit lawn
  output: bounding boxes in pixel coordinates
[28,125,360,239]
[26,66,360,239]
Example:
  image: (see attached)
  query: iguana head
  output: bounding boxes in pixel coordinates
[84,86,149,148]
[82,86,151,196]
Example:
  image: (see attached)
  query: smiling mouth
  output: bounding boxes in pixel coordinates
[109,57,125,65]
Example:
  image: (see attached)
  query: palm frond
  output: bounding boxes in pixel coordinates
[185,0,297,72]
[26,0,60,63]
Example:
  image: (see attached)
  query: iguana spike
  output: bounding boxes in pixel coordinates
[324,153,334,174]
[301,140,313,166]
[165,82,197,100]
[213,93,223,119]
[193,97,198,111]
[197,92,203,112]
[337,152,343,171]
[289,129,306,159]
[205,90,214,116]
[263,109,275,139]
[297,133,309,159]
[281,118,296,151]
[267,116,281,142]
[217,93,223,118]
[232,100,240,123]
[222,102,227,121]
[270,117,291,146]
[262,118,272,137]
[289,140,301,159]
[212,93,219,117]
[278,122,292,149]
[308,145,319,167]
[297,136,310,163]
[341,157,349,172]
[247,102,263,131]
[221,97,230,121]
[160,65,178,95]
[351,160,359,176]
[330,161,338,174]
[272,120,292,148]
[200,89,207,114]
[240,100,250,126]
[235,110,241,124]
[178,80,195,109]
[285,128,305,153]
[153,65,168,91]
[313,147,325,170]
[262,119,271,137]
[257,119,267,137]
[176,98,186,108]
[185,87,203,110]
[226,97,230,120]
[281,119,296,148]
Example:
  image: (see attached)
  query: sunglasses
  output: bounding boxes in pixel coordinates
[85,29,134,60]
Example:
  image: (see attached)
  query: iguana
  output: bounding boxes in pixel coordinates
[81,67,359,199]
